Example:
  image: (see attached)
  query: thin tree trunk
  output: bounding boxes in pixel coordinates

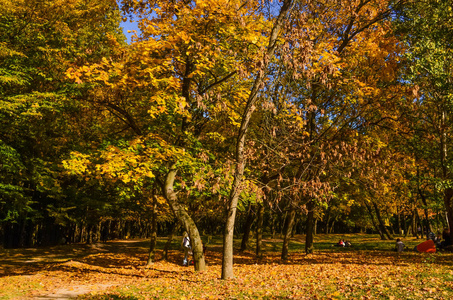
[329,220,335,234]
[403,214,409,237]
[19,217,27,248]
[305,200,315,254]
[281,207,296,260]
[162,165,206,271]
[240,204,255,252]
[411,209,417,237]
[255,203,264,258]
[314,218,318,235]
[221,0,294,280]
[444,188,453,242]
[440,109,453,240]
[397,206,401,235]
[415,209,422,238]
[418,186,432,234]
[325,213,330,234]
[146,193,158,267]
[280,212,288,237]
[365,202,385,239]
[402,213,407,236]
[372,202,393,240]
[86,224,92,244]
[270,210,277,239]
[163,222,179,261]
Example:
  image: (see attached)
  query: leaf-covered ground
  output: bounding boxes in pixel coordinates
[1,234,452,299]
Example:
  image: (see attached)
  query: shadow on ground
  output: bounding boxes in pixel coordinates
[1,235,453,279]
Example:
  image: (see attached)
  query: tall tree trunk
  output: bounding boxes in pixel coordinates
[444,188,453,241]
[255,203,264,258]
[417,168,432,234]
[280,212,288,236]
[163,222,179,261]
[329,220,335,234]
[19,217,27,248]
[411,210,417,237]
[281,207,296,260]
[365,202,385,239]
[324,208,331,234]
[411,209,417,237]
[221,0,294,280]
[86,224,92,244]
[240,204,255,252]
[403,214,408,237]
[372,202,393,240]
[270,210,277,239]
[163,165,206,271]
[415,209,423,238]
[440,110,453,241]
[146,193,158,267]
[305,200,315,254]
[397,206,401,235]
[314,218,318,235]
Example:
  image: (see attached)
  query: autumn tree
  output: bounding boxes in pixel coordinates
[0,0,124,247]
[248,0,407,255]
[68,0,284,271]
[394,0,453,238]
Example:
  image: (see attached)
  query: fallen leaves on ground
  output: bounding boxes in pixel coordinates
[0,238,452,299]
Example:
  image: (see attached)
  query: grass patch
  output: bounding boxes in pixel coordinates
[0,276,44,300]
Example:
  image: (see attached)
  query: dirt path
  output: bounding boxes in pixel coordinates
[0,240,157,299]
[34,284,115,299]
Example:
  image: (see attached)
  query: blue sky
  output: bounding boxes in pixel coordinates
[120,20,141,44]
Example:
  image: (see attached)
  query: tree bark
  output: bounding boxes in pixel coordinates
[163,165,206,271]
[270,210,277,239]
[415,209,422,238]
[281,207,296,260]
[324,208,331,234]
[146,193,158,267]
[365,202,385,239]
[417,167,432,234]
[440,110,453,241]
[163,222,179,261]
[305,200,315,254]
[314,218,318,235]
[329,220,335,234]
[397,206,401,235]
[403,214,409,237]
[221,0,294,279]
[240,204,255,252]
[444,188,453,241]
[372,202,393,240]
[255,203,264,258]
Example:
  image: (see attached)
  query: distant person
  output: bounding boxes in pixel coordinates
[345,240,352,247]
[181,231,191,266]
[335,239,345,247]
[440,228,451,249]
[414,239,436,253]
[435,232,442,246]
[395,238,405,253]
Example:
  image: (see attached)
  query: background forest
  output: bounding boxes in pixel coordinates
[1,0,453,279]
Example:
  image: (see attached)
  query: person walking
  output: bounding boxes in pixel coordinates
[181,231,191,266]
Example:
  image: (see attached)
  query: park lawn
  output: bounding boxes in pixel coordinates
[0,234,452,299]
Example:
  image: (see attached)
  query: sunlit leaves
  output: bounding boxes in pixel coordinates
[2,236,453,299]
[0,0,126,233]
[65,0,278,212]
